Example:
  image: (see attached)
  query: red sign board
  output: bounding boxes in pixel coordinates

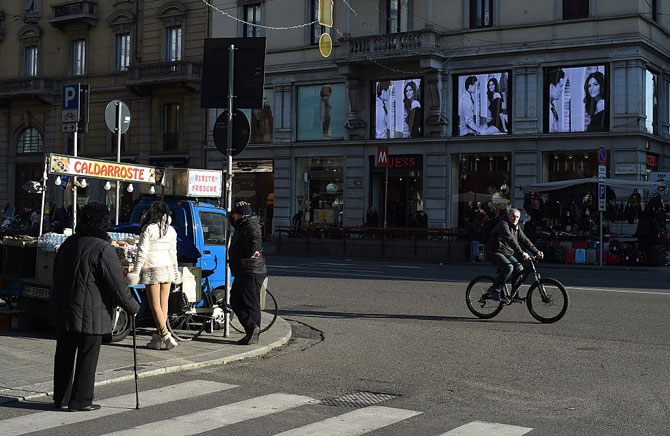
[376,147,389,167]
[646,154,658,168]
[597,146,607,165]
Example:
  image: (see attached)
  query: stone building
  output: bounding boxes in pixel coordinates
[0,0,208,216]
[209,0,670,236]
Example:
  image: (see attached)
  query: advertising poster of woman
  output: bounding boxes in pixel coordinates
[373,78,423,139]
[455,72,510,136]
[544,65,609,133]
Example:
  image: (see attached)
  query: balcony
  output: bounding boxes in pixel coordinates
[126,61,202,92]
[341,30,441,64]
[0,76,58,104]
[49,1,97,30]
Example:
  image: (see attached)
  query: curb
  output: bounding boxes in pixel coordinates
[0,316,292,404]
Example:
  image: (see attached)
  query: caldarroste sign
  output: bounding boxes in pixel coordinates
[48,153,165,185]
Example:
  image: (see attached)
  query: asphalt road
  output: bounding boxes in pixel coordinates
[2,256,668,435]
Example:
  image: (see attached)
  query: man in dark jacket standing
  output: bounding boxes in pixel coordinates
[229,201,267,345]
[486,208,543,302]
[50,203,139,412]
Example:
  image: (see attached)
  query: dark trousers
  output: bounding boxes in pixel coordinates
[490,253,524,293]
[230,273,265,335]
[53,330,103,409]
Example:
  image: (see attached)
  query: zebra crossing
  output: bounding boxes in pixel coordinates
[0,380,534,435]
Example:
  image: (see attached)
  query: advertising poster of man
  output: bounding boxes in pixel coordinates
[298,84,346,141]
[373,78,423,139]
[544,65,609,133]
[455,72,510,136]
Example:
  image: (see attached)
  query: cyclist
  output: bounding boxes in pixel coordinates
[486,208,543,302]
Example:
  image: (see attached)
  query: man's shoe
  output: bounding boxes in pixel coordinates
[511,294,526,303]
[68,404,101,412]
[485,288,501,301]
[53,402,68,409]
[237,326,260,345]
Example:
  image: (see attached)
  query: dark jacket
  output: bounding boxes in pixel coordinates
[487,218,539,259]
[229,216,267,276]
[49,228,139,335]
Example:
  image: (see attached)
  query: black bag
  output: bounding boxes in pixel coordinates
[478,217,501,243]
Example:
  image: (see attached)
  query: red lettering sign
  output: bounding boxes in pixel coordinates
[646,154,658,168]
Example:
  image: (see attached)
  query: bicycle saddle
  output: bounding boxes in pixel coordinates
[202,269,215,279]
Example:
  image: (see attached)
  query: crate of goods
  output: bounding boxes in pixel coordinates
[585,248,596,264]
[565,247,575,263]
[575,248,586,264]
[559,241,572,249]
[607,253,622,265]
[553,246,566,263]
[596,249,607,264]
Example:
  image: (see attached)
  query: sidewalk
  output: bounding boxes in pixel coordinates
[0,312,291,405]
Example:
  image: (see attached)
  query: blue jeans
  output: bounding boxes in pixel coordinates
[490,253,524,293]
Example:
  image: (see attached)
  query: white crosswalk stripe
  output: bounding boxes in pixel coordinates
[273,406,422,436]
[0,380,236,436]
[0,380,535,435]
[438,420,533,436]
[103,393,315,436]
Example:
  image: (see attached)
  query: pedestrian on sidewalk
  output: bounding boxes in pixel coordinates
[229,201,267,345]
[50,202,139,412]
[127,201,181,350]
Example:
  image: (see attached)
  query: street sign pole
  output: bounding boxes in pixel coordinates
[73,118,78,230]
[223,44,236,338]
[116,101,122,225]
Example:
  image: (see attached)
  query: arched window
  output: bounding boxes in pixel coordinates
[16,127,43,153]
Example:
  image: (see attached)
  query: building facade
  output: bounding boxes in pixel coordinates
[0,0,209,217]
[209,0,670,236]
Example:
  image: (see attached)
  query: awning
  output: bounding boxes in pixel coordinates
[519,177,665,193]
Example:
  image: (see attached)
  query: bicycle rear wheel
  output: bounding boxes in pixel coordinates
[526,278,568,323]
[465,276,504,319]
[229,288,278,334]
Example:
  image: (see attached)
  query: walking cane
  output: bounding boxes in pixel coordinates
[131,314,140,409]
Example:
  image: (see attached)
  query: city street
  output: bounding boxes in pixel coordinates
[1,256,668,435]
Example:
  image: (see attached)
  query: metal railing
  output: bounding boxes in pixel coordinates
[127,61,202,83]
[342,30,440,60]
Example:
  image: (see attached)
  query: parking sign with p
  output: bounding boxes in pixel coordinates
[62,84,80,126]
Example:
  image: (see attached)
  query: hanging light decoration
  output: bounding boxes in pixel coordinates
[78,178,87,188]
[54,177,61,186]
[127,183,134,193]
[149,185,155,194]
[104,181,112,191]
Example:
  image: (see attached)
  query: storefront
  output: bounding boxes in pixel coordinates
[454,153,511,231]
[295,156,343,226]
[232,160,274,238]
[369,155,423,228]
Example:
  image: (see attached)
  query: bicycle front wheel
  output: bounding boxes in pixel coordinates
[465,276,504,319]
[167,308,209,341]
[526,278,568,323]
[229,288,278,334]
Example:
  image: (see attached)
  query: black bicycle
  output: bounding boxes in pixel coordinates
[465,256,568,323]
[167,261,278,341]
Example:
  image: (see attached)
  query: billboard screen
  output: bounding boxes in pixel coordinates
[373,78,423,139]
[454,72,510,136]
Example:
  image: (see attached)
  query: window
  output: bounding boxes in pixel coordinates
[645,70,657,135]
[72,39,86,76]
[24,0,38,13]
[563,0,589,20]
[25,46,38,77]
[470,0,492,28]
[386,0,409,33]
[16,128,43,154]
[163,103,180,151]
[244,4,261,37]
[116,33,131,71]
[199,212,226,245]
[651,0,658,22]
[166,27,182,61]
[311,0,331,44]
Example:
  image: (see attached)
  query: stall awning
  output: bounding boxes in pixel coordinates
[519,177,665,193]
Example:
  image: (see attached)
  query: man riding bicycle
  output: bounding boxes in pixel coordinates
[486,208,544,302]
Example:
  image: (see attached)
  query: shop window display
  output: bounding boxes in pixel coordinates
[297,84,345,141]
[456,154,511,236]
[295,157,343,226]
[241,89,274,144]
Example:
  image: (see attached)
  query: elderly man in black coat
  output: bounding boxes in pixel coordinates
[229,201,267,345]
[50,202,139,412]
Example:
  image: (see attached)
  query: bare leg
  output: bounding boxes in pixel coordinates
[146,284,166,335]
[159,282,171,333]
